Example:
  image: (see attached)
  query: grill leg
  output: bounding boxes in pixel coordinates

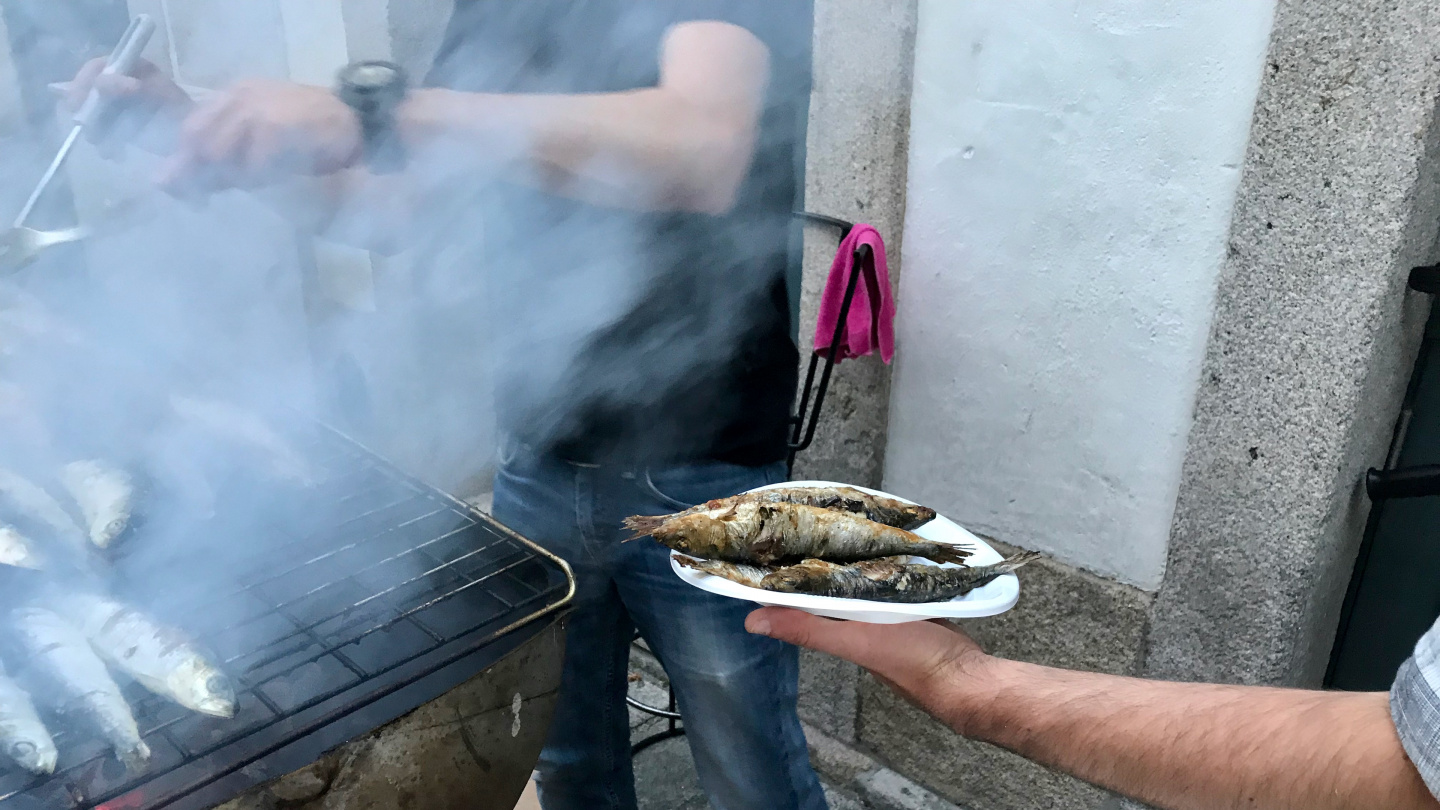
[629,685,685,756]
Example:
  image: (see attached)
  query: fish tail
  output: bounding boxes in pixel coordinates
[997,550,1043,572]
[622,514,666,541]
[930,544,974,565]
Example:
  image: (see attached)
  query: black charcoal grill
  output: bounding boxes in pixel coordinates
[0,425,574,810]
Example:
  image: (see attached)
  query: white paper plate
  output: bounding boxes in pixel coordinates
[669,480,1020,624]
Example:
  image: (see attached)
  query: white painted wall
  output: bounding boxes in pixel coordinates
[885,1,1277,589]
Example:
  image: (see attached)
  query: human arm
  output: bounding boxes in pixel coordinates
[746,608,1440,810]
[65,19,770,248]
[158,20,770,217]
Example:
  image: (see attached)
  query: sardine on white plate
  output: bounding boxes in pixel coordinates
[0,524,42,569]
[53,592,235,718]
[10,607,150,770]
[0,468,87,555]
[0,663,56,776]
[169,395,317,485]
[58,460,134,549]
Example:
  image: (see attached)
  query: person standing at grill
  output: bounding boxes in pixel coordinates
[65,3,824,809]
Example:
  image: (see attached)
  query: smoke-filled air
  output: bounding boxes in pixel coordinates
[0,0,810,788]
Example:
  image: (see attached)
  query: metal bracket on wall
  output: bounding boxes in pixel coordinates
[1365,265,1440,500]
[788,211,866,475]
[1409,264,1440,295]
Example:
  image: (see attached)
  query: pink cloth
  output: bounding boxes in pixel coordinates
[812,223,895,363]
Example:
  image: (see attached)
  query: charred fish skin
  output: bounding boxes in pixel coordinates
[52,592,236,719]
[762,552,1042,604]
[58,460,134,549]
[0,666,57,776]
[10,607,150,770]
[676,486,937,531]
[627,502,970,566]
[674,556,775,588]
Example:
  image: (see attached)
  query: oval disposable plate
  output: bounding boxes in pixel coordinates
[669,480,1021,624]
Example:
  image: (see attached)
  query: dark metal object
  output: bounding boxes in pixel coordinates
[1327,265,1440,688]
[1365,465,1440,500]
[1,15,154,275]
[0,425,573,810]
[1361,266,1440,503]
[788,211,866,474]
[626,632,683,756]
[336,61,409,174]
[1410,264,1440,295]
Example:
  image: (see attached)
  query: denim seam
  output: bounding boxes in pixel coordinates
[603,612,621,809]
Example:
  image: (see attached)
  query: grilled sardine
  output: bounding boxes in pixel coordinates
[628,502,970,566]
[761,552,1041,603]
[59,460,133,549]
[0,664,56,775]
[53,592,235,718]
[675,486,937,531]
[675,556,775,588]
[11,607,150,770]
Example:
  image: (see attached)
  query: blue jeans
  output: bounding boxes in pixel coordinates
[492,445,828,810]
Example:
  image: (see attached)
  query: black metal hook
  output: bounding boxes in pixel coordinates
[1409,264,1440,294]
[787,211,865,474]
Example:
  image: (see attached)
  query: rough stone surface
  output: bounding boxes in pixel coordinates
[1145,0,1440,687]
[792,0,919,748]
[858,550,1149,810]
[793,0,918,491]
[857,768,965,810]
[861,685,1111,810]
[799,647,860,742]
[216,620,565,810]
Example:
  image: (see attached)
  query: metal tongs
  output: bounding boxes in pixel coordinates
[0,15,156,275]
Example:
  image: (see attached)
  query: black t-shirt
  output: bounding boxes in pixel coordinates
[425,0,813,467]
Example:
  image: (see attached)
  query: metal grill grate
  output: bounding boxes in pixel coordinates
[0,426,573,810]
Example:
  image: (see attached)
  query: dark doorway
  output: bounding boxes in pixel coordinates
[1328,293,1440,691]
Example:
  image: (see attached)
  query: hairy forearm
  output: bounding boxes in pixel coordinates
[960,660,1437,810]
[398,86,755,214]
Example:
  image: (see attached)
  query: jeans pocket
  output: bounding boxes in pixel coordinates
[639,467,703,511]
[639,461,788,512]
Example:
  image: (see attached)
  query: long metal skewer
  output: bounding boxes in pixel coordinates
[2,15,156,272]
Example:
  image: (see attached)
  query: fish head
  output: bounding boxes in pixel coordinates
[654,513,727,558]
[8,739,58,775]
[169,660,237,718]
